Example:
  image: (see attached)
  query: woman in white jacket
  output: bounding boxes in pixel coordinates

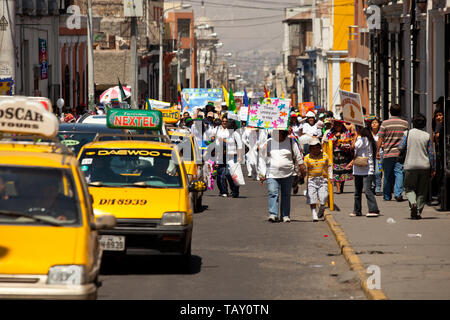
[242,127,259,179]
[260,129,305,222]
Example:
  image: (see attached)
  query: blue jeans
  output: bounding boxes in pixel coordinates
[373,158,382,193]
[217,164,239,197]
[382,157,404,200]
[267,176,294,218]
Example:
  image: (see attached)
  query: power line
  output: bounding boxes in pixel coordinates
[184,0,286,11]
[212,19,282,28]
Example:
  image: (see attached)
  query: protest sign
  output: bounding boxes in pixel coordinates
[181,88,223,113]
[239,106,249,122]
[339,89,364,126]
[247,98,291,130]
[298,102,315,117]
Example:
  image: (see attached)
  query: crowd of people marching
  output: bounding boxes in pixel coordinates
[174,98,445,223]
[62,97,445,223]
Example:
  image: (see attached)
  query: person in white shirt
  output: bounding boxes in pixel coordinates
[242,127,259,179]
[211,117,243,197]
[260,129,305,222]
[347,126,380,217]
[299,111,321,154]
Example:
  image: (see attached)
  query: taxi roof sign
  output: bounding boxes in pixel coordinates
[106,109,162,131]
[0,96,59,137]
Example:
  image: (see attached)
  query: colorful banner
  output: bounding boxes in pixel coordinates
[149,99,171,110]
[181,88,223,113]
[39,39,48,80]
[339,89,364,126]
[247,98,291,130]
[156,108,180,124]
[298,102,315,117]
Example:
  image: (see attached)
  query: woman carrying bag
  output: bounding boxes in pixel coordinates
[260,129,305,223]
[347,126,380,217]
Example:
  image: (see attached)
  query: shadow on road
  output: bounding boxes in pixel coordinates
[100,255,202,276]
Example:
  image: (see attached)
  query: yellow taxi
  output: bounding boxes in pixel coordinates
[0,96,115,300]
[77,109,205,267]
[168,129,205,212]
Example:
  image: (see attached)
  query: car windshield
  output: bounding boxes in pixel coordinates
[58,131,125,154]
[0,167,81,226]
[79,148,183,188]
[58,132,97,154]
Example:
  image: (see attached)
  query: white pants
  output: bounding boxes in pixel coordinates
[246,147,258,176]
[306,177,328,205]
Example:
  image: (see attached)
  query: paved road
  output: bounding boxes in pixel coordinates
[97,176,365,300]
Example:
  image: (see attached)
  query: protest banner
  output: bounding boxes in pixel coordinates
[181,88,223,113]
[247,98,291,130]
[339,89,364,126]
[148,99,171,109]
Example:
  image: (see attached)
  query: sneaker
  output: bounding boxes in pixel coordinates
[293,185,299,194]
[349,213,362,217]
[282,216,291,223]
[221,194,228,197]
[303,190,307,196]
[395,196,404,202]
[366,212,379,217]
[268,215,277,222]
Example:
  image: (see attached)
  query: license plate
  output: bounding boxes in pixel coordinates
[99,235,125,251]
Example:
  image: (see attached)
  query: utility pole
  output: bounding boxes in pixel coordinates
[130,16,138,108]
[0,0,15,95]
[87,0,95,111]
[159,15,164,101]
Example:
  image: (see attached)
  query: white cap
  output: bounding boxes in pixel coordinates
[309,138,321,146]
[306,111,316,118]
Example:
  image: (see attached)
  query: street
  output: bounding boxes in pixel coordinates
[97,175,364,300]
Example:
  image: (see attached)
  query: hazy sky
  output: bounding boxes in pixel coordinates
[167,0,301,55]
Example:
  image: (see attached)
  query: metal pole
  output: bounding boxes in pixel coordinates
[87,0,95,111]
[159,15,164,101]
[177,32,181,91]
[130,16,138,108]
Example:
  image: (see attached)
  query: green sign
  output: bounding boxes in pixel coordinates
[106,109,162,131]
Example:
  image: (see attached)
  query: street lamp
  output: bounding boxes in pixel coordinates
[159,3,192,101]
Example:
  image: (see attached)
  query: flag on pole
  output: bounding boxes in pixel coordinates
[281,91,285,99]
[144,98,152,110]
[243,88,249,107]
[177,83,182,105]
[118,78,127,101]
[222,85,229,106]
[228,87,236,113]
[264,85,269,99]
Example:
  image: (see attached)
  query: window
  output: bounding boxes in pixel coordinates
[178,19,191,38]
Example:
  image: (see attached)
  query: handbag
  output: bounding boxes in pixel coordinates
[354,156,369,167]
[397,130,409,164]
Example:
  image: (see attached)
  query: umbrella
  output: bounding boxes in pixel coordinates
[100,86,131,103]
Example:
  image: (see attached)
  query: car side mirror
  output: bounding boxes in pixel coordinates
[91,214,116,230]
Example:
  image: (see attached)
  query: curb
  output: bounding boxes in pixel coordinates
[324,209,388,300]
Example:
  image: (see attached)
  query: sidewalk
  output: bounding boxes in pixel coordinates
[322,181,450,299]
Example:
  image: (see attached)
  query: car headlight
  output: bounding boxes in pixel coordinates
[47,265,87,285]
[161,212,187,226]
